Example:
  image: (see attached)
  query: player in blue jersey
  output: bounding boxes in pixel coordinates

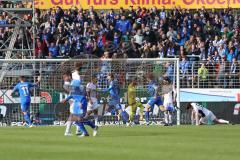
[62,71,98,137]
[145,74,163,125]
[63,71,85,136]
[104,73,128,124]
[11,76,41,127]
[61,94,98,137]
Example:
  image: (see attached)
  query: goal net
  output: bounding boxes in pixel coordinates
[0,58,180,126]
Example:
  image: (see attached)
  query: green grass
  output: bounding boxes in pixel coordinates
[0,125,240,160]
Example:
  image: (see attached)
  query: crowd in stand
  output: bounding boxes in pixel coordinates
[0,2,240,88]
[33,6,240,60]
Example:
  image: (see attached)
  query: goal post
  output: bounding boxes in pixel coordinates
[0,58,180,125]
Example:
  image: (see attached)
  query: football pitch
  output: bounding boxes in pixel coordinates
[0,125,239,160]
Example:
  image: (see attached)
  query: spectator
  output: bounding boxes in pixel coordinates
[133,29,143,46]
[59,39,71,57]
[213,50,221,62]
[208,41,216,56]
[166,42,176,57]
[0,15,7,25]
[180,56,190,88]
[174,34,186,48]
[184,35,195,53]
[218,57,228,88]
[225,47,238,62]
[206,56,216,87]
[213,35,220,47]
[199,41,207,60]
[149,45,158,58]
[198,63,209,88]
[144,25,156,44]
[48,42,59,58]
[160,6,166,20]
[106,24,115,41]
[85,39,96,55]
[189,44,200,62]
[158,43,165,58]
[166,26,177,41]
[218,44,226,58]
[203,20,213,35]
[101,51,111,73]
[115,15,131,35]
[164,62,174,82]
[113,32,120,47]
[35,39,47,58]
[228,58,240,88]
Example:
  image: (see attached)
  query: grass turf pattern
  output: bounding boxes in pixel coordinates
[0,125,239,160]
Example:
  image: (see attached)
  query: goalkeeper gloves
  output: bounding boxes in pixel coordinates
[159,105,165,111]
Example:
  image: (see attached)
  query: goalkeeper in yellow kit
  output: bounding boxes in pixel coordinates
[127,78,144,124]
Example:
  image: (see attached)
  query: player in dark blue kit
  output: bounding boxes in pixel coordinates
[145,74,163,125]
[104,73,128,124]
[11,76,41,127]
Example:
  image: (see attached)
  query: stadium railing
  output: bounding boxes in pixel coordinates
[179,61,240,89]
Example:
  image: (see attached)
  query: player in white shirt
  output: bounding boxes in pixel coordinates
[71,62,82,91]
[72,62,82,81]
[63,72,77,136]
[63,63,82,95]
[186,103,230,125]
[162,78,176,126]
[85,76,100,125]
[72,70,81,82]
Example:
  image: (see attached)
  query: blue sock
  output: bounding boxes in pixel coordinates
[76,122,89,135]
[145,111,149,123]
[111,108,116,115]
[121,111,128,123]
[84,121,96,129]
[24,114,32,125]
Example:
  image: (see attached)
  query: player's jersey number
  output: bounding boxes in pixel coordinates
[21,86,29,96]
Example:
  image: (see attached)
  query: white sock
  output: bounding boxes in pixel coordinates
[65,121,72,134]
[218,119,229,124]
[76,125,81,134]
[94,115,98,126]
[164,113,169,124]
[169,114,172,124]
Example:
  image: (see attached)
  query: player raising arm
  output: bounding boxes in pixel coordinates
[11,76,41,127]
[186,103,230,125]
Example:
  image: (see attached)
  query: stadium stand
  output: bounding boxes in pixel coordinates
[33,6,240,60]
[0,1,239,88]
